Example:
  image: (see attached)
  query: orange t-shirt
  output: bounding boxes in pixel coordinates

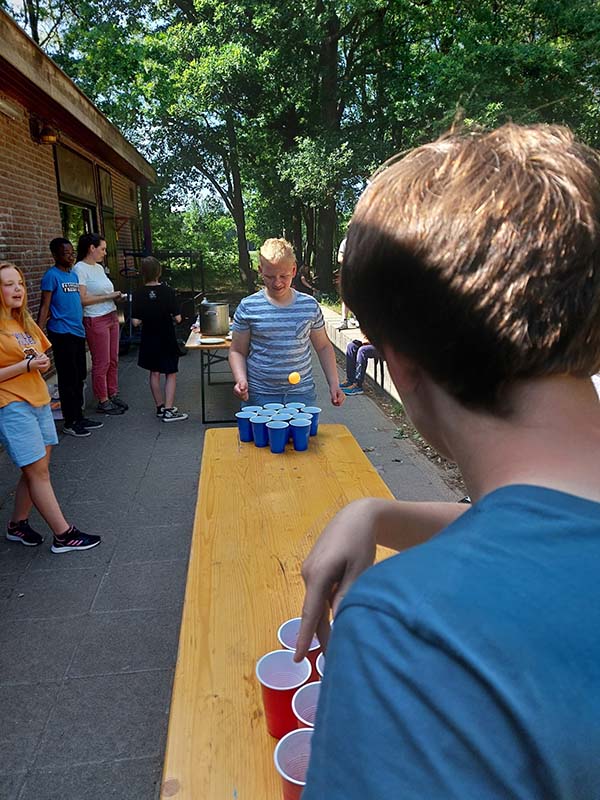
[0,319,52,408]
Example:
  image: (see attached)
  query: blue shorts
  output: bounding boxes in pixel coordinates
[0,401,58,467]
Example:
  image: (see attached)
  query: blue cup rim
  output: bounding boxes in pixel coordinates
[266,420,289,428]
[263,403,285,409]
[250,416,270,423]
[241,405,263,412]
[294,413,313,419]
[290,418,311,427]
[236,411,255,419]
[302,406,322,414]
[285,402,306,408]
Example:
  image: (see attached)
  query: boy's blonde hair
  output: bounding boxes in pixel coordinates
[259,238,296,265]
[0,262,37,337]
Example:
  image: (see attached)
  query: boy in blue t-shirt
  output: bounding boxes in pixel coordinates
[296,125,600,799]
[38,238,102,437]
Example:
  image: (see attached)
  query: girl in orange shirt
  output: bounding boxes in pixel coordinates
[0,262,100,553]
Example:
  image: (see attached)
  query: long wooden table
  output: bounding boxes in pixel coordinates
[185,331,234,424]
[160,424,394,799]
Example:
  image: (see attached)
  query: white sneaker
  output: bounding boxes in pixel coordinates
[162,408,188,423]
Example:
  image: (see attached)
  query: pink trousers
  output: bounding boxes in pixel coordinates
[84,311,120,401]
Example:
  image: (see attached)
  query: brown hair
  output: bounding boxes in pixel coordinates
[0,262,37,337]
[343,123,600,412]
[141,256,162,283]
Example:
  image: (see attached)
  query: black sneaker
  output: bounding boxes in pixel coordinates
[156,404,178,417]
[162,408,188,423]
[110,394,129,411]
[51,526,101,554]
[6,519,44,546]
[97,400,124,415]
[63,421,91,438]
[81,417,104,430]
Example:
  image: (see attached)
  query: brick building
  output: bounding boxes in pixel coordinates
[0,10,156,312]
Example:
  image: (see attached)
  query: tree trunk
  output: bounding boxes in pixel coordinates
[312,3,340,294]
[303,205,315,269]
[24,0,40,43]
[291,201,303,265]
[314,198,336,294]
[226,114,255,293]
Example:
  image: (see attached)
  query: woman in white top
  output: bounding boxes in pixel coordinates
[74,234,128,415]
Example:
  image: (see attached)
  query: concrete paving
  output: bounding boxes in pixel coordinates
[0,316,459,800]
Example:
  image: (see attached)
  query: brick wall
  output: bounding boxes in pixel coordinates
[0,98,62,313]
[0,95,146,310]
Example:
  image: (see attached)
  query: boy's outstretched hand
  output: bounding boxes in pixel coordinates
[233,379,249,401]
[330,386,345,406]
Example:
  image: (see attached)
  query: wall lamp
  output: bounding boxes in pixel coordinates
[30,117,59,145]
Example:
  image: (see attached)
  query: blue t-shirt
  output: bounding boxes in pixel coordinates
[232,289,324,397]
[40,266,84,337]
[305,485,600,799]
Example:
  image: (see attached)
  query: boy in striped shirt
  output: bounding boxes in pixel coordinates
[229,238,345,408]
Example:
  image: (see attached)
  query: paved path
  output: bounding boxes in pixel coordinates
[0,329,458,800]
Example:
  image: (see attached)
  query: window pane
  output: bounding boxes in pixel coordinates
[55,146,96,203]
[99,168,114,210]
[60,202,97,243]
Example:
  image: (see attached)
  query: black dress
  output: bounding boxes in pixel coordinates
[132,283,181,374]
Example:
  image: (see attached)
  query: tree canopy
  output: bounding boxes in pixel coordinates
[6,0,600,291]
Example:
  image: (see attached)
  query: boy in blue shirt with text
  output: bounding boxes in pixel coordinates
[38,238,102,438]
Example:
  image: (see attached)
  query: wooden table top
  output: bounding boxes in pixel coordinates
[160,424,395,799]
[185,330,232,350]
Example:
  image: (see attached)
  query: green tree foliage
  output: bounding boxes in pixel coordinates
[6,0,600,292]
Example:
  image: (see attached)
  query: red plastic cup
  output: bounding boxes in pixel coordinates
[315,652,325,679]
[256,650,312,739]
[273,728,313,800]
[277,617,321,681]
[292,681,321,728]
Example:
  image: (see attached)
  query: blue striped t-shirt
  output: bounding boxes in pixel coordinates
[232,289,324,397]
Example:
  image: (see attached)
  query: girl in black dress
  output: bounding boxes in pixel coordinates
[131,257,188,422]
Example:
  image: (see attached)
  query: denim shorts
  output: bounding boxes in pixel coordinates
[0,401,58,467]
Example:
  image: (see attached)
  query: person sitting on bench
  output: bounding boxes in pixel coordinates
[340,336,381,396]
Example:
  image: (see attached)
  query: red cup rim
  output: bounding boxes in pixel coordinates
[273,728,314,785]
[277,618,319,652]
[255,650,311,690]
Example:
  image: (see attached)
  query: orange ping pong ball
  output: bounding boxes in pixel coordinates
[288,371,301,385]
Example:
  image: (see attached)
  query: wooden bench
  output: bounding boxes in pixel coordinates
[160,424,394,799]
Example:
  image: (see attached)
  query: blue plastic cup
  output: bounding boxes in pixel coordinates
[250,415,270,447]
[235,411,255,442]
[290,418,311,451]
[263,403,285,411]
[241,405,263,414]
[285,402,306,411]
[267,420,289,453]
[302,406,321,436]
[273,412,295,441]
[294,412,313,421]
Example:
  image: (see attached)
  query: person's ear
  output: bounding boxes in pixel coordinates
[382,346,421,395]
